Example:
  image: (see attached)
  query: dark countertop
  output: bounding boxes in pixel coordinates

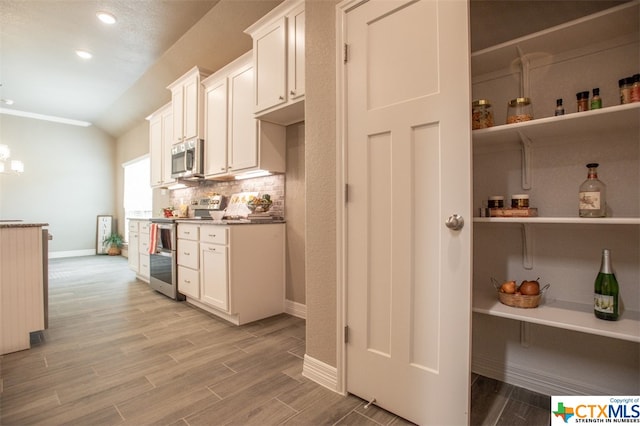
[0,221,49,228]
[176,218,285,225]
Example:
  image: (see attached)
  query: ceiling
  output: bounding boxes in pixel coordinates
[0,0,626,138]
[0,0,281,137]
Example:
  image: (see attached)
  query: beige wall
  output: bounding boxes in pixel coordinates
[0,114,115,255]
[285,122,306,304]
[304,0,338,367]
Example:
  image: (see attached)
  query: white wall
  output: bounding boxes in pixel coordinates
[0,114,115,256]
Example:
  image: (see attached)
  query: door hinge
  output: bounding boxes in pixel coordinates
[344,43,349,63]
[344,325,349,343]
[345,183,349,203]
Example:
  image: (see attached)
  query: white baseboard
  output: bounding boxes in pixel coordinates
[285,300,307,319]
[49,249,96,259]
[302,354,339,393]
[472,354,614,396]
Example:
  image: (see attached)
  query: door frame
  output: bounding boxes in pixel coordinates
[334,0,371,396]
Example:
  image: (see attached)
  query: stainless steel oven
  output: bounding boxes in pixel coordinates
[149,220,184,300]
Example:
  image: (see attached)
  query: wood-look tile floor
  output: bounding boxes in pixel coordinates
[0,256,550,425]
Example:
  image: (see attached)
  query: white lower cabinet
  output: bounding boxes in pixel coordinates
[177,222,285,325]
[128,219,150,282]
[138,221,150,282]
[201,243,229,311]
[177,224,200,299]
[127,219,150,282]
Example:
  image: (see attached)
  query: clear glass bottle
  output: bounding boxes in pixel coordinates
[631,74,640,103]
[472,99,494,130]
[506,97,533,124]
[594,249,620,321]
[590,88,602,110]
[554,98,565,116]
[579,163,606,217]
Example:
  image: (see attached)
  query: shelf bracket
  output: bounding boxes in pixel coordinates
[520,321,531,348]
[521,223,533,270]
[518,131,532,190]
[516,45,530,98]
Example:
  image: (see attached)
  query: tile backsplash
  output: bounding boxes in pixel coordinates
[169,175,285,218]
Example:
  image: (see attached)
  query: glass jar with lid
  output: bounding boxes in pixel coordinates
[506,97,533,124]
[472,99,494,130]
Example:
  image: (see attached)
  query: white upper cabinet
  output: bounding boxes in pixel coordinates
[203,75,228,176]
[167,67,210,144]
[202,52,286,178]
[244,0,305,125]
[148,103,174,188]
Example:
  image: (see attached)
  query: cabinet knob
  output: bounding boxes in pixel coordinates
[208,234,216,238]
[183,251,190,256]
[184,279,191,284]
[290,90,295,96]
[209,247,216,251]
[279,95,284,100]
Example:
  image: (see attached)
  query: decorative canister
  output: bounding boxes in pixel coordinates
[511,194,530,208]
[472,99,494,130]
[488,196,504,208]
[506,97,533,124]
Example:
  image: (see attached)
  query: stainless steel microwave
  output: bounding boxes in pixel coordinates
[171,138,204,180]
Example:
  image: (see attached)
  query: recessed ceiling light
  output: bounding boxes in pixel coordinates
[75,50,93,59]
[96,11,116,25]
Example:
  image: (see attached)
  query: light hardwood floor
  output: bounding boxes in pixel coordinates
[0,256,549,425]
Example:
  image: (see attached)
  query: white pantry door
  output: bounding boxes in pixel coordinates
[342,0,472,424]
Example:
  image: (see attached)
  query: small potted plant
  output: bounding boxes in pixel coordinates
[103,232,124,256]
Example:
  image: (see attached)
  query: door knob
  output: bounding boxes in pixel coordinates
[445,214,464,231]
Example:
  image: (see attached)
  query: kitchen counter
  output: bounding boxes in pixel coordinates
[176,218,286,225]
[1,223,47,354]
[0,221,49,228]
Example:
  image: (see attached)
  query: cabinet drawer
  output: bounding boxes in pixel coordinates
[177,239,199,269]
[139,254,150,278]
[178,224,199,240]
[128,221,139,233]
[139,222,150,233]
[199,226,228,245]
[177,265,200,299]
[139,234,150,253]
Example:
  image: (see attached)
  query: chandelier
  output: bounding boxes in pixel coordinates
[0,144,24,174]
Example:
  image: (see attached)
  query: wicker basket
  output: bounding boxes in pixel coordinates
[491,278,550,309]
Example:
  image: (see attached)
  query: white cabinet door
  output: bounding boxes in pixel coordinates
[342,0,472,424]
[177,239,198,270]
[128,232,139,272]
[204,76,228,176]
[201,243,229,312]
[183,74,200,140]
[287,4,305,101]
[149,115,163,187]
[161,108,174,185]
[253,16,287,113]
[228,63,258,172]
[171,86,184,144]
[178,265,200,299]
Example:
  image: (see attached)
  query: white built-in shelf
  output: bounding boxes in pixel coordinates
[473,288,640,343]
[474,217,640,225]
[471,0,639,77]
[472,102,640,147]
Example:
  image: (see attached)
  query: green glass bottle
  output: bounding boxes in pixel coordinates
[594,249,620,321]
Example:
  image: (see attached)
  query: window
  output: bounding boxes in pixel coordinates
[123,155,152,242]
